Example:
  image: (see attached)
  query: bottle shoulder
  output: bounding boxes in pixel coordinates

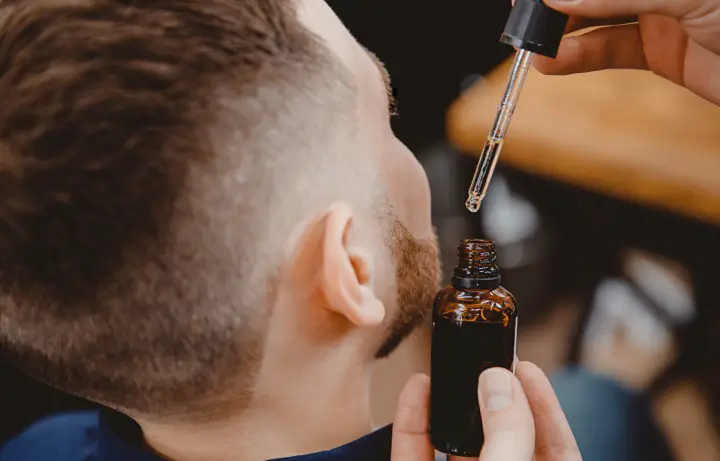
[434,285,517,324]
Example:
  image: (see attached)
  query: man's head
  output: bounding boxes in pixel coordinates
[0,0,440,422]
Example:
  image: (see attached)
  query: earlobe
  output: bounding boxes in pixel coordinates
[320,202,385,327]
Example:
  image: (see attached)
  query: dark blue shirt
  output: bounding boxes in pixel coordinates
[0,410,392,461]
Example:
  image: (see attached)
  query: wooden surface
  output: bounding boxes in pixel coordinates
[447,60,720,226]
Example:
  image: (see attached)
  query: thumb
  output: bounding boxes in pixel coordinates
[477,368,535,461]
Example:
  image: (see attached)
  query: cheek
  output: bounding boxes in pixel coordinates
[384,139,433,239]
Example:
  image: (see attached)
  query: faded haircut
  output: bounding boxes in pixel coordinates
[0,0,358,421]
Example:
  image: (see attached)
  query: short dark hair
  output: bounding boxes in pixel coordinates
[0,0,353,421]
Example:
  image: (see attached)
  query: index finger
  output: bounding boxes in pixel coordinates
[515,362,582,461]
[391,374,436,461]
[564,15,638,35]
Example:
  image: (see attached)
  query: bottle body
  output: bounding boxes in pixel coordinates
[430,240,518,457]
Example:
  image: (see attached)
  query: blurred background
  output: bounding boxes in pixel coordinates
[2,1,720,460]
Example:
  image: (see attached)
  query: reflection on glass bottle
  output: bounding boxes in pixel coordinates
[430,239,518,457]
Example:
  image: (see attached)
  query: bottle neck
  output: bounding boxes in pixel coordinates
[451,239,501,290]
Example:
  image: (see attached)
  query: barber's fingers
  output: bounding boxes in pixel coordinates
[391,374,436,461]
[543,0,698,20]
[476,368,535,461]
[684,38,720,106]
[516,362,582,461]
[533,24,649,75]
[564,15,637,35]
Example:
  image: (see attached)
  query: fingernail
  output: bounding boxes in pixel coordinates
[478,369,513,411]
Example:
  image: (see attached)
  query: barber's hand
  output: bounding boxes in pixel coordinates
[391,361,581,461]
[532,0,720,106]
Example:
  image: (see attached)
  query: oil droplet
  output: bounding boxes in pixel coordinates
[465,193,481,213]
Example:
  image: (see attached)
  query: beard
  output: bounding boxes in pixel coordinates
[375,216,441,358]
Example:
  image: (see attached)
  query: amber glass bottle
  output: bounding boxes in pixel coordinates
[430,239,518,457]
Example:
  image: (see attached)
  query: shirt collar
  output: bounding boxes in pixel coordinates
[97,409,392,461]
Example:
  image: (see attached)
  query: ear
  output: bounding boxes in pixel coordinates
[319,202,385,327]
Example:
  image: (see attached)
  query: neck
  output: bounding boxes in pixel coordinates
[139,360,374,461]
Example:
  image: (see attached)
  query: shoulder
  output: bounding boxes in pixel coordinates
[0,411,100,461]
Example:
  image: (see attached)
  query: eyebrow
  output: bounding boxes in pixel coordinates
[363,47,394,103]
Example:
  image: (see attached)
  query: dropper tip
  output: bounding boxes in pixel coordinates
[465,194,482,213]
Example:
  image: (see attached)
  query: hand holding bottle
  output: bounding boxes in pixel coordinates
[391,361,581,461]
[532,0,720,106]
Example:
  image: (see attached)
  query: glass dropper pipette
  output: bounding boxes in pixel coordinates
[465,49,532,212]
[464,0,569,213]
